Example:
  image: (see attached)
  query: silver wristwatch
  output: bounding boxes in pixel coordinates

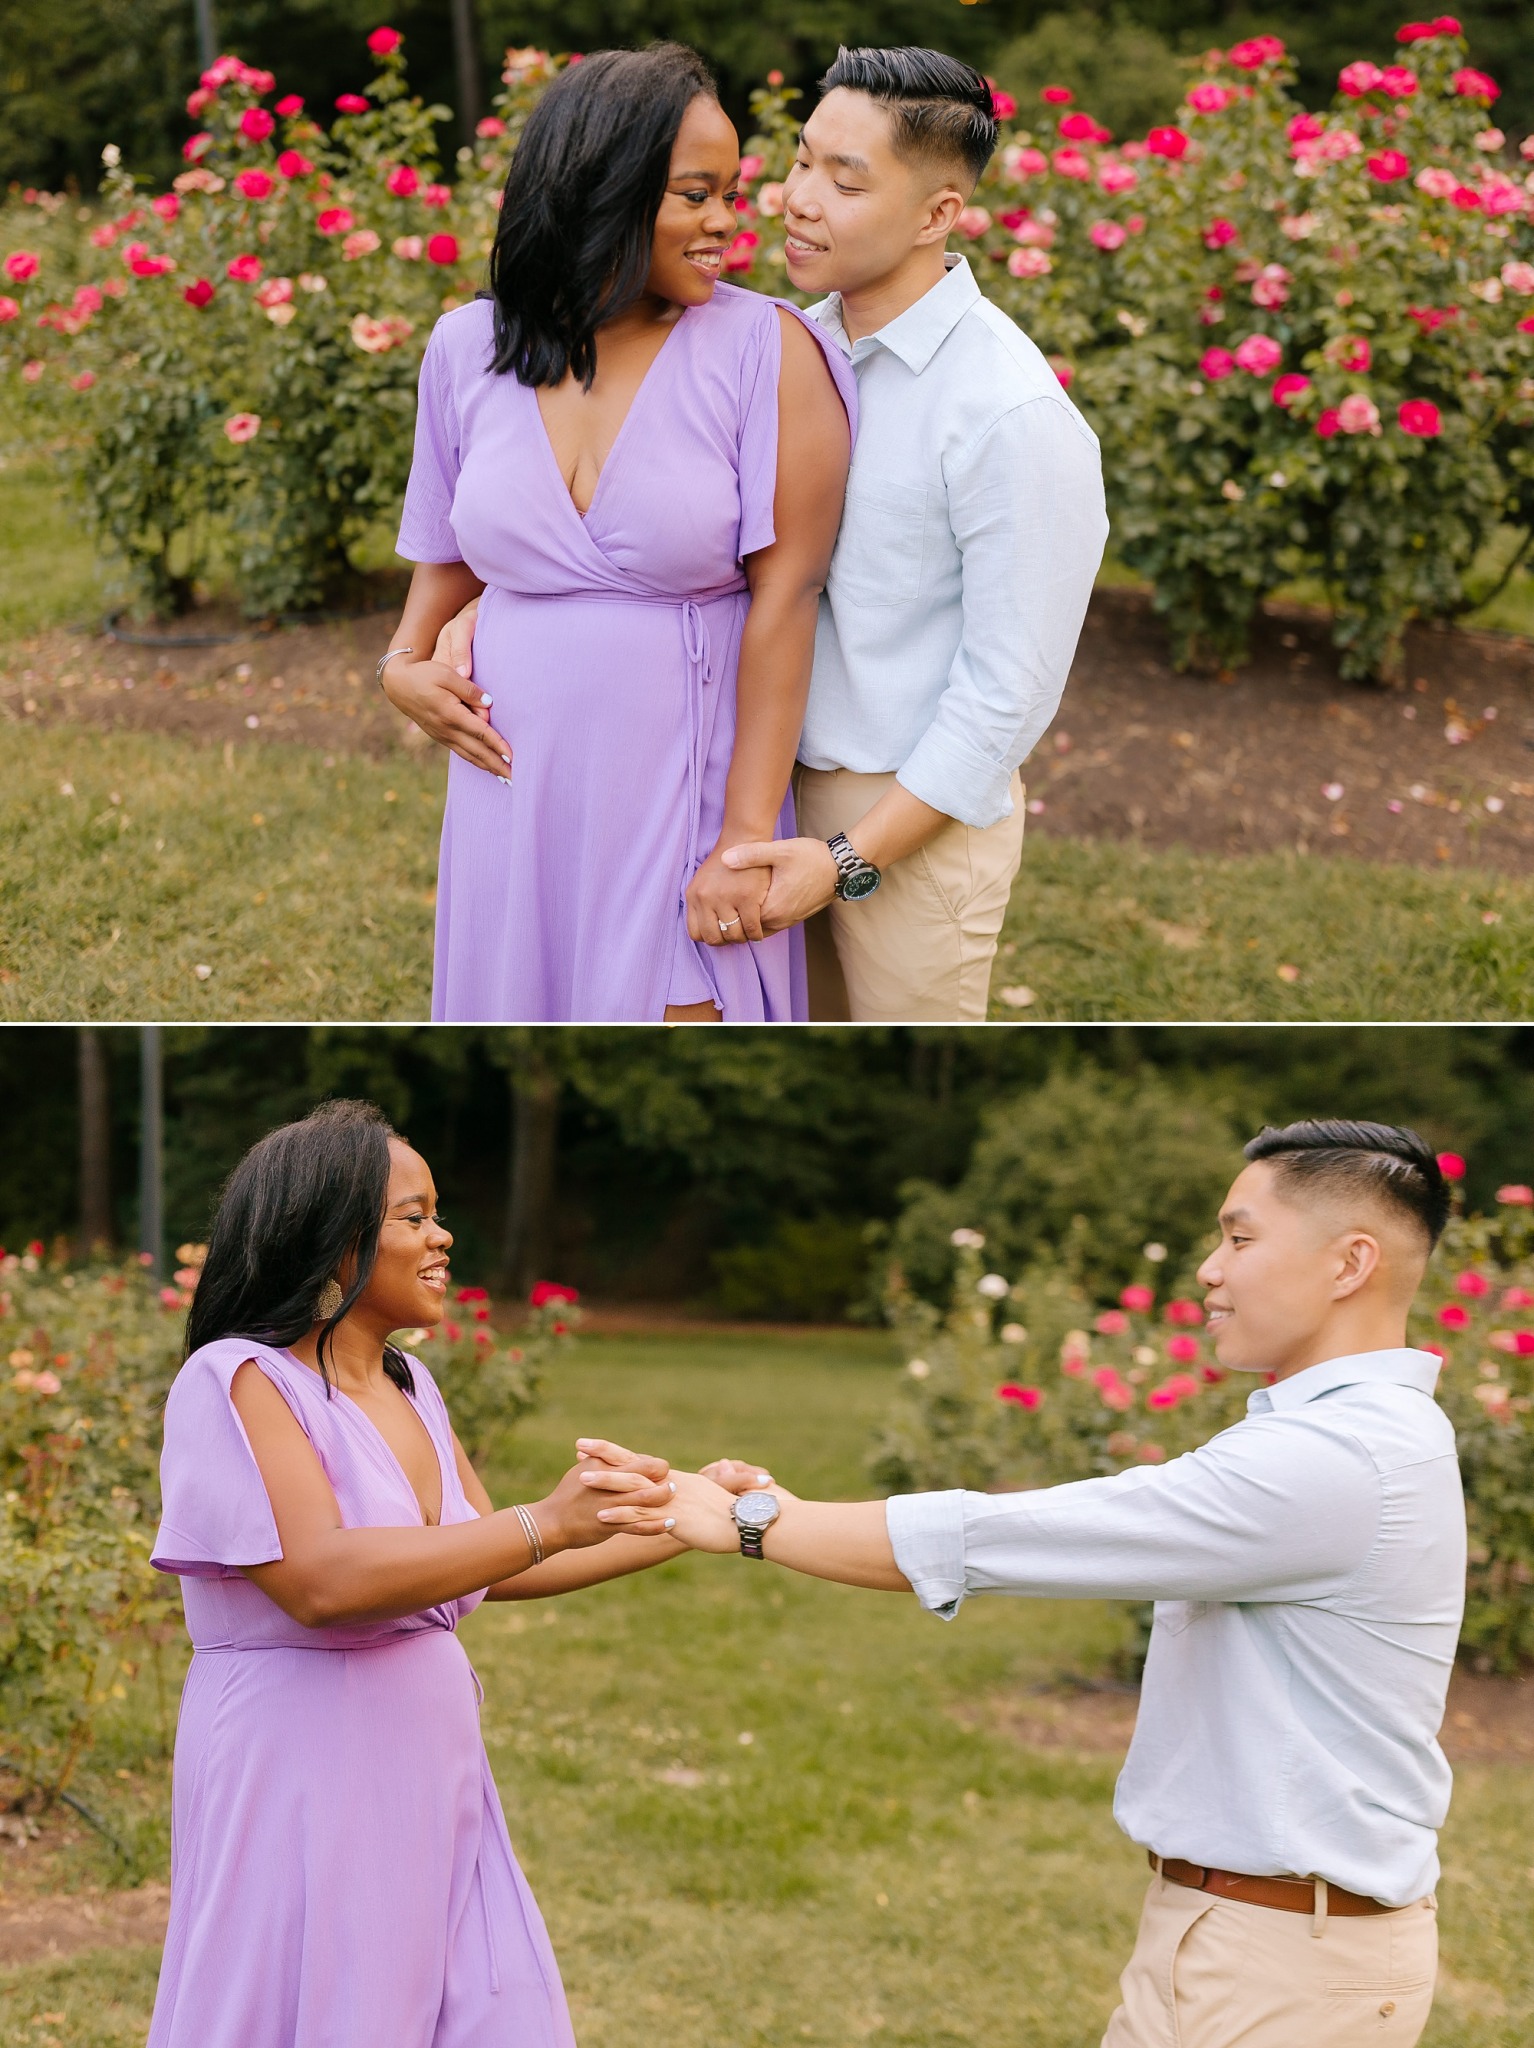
[730,1490,780,1559]
[826,831,881,901]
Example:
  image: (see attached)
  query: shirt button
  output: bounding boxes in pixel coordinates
[1379,2002,1396,2018]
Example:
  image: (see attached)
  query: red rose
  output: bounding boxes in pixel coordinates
[1202,217,1238,248]
[367,26,403,54]
[1437,1151,1466,1180]
[239,107,275,142]
[316,208,355,235]
[1272,372,1311,407]
[385,164,420,197]
[1397,399,1441,436]
[1451,67,1499,100]
[1058,112,1099,141]
[226,253,263,281]
[529,1281,579,1307]
[426,232,460,265]
[336,94,370,114]
[1146,126,1189,158]
[1437,1303,1469,1329]
[277,150,313,178]
[275,94,305,116]
[1367,149,1410,181]
[234,169,274,200]
[421,184,451,208]
[996,1382,1042,1409]
[1315,408,1342,438]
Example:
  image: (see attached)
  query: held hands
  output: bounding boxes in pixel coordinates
[381,652,511,783]
[576,1442,796,1554]
[537,1441,675,1553]
[720,836,840,935]
[433,597,479,681]
[686,842,771,948]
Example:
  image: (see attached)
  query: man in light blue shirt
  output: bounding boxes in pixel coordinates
[723,48,1108,1020]
[656,1120,1464,2047]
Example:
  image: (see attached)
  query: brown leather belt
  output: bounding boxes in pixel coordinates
[1151,1853,1392,1916]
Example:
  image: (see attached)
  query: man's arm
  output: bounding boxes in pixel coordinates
[722,394,1108,928]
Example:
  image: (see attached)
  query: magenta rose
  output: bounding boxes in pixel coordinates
[1398,399,1442,436]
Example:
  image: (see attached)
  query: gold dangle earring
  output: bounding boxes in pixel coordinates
[316,1278,344,1321]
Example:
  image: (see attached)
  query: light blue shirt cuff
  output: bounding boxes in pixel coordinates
[886,1490,969,1618]
[896,728,1018,830]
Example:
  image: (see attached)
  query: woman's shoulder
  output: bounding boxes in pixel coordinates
[424,295,496,371]
[170,1337,311,1408]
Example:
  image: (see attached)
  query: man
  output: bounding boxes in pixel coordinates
[435,46,1107,1022]
[724,46,1107,1021]
[649,1120,1466,2046]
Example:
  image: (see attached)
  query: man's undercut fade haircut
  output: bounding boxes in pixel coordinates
[1244,1118,1450,1248]
[819,46,999,187]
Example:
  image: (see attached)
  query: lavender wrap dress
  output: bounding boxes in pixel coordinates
[397,284,856,1023]
[147,1339,572,2048]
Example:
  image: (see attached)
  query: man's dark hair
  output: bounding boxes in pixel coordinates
[1243,1119,1450,1248]
[486,42,717,388]
[185,1099,415,1395]
[819,46,999,186]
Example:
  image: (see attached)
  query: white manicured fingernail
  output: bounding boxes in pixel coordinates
[669,1481,677,1494]
[665,1518,676,1531]
[756,1474,769,1484]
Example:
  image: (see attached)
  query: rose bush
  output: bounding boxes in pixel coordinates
[0,1239,564,1806]
[872,1177,1534,1673]
[3,24,1530,671]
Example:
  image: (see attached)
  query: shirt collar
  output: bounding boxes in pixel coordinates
[810,254,980,373]
[1245,1347,1442,1416]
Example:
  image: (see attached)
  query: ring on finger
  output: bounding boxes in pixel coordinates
[718,916,740,935]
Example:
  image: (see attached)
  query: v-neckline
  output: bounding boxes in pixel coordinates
[530,308,689,527]
[282,1348,448,1529]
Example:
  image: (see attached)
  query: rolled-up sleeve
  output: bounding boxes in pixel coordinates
[896,396,1108,828]
[885,1415,1382,1616]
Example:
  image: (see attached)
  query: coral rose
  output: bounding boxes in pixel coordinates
[1496,1185,1534,1205]
[1007,246,1051,277]
[343,229,382,259]
[224,412,262,442]
[1398,399,1441,436]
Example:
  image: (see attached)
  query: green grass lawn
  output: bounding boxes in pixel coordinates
[1,1333,1529,2046]
[4,725,1533,1019]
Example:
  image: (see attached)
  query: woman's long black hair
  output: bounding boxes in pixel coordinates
[485,42,718,388]
[184,1098,414,1394]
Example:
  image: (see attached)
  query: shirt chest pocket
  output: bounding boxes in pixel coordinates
[829,477,930,609]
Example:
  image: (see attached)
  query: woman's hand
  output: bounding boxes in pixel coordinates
[686,842,771,947]
[432,596,480,679]
[601,1467,740,1551]
[698,1457,798,1505]
[537,1444,675,1553]
[380,654,512,782]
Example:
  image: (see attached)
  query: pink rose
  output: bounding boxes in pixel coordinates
[129,252,176,277]
[1165,1336,1200,1364]
[1250,263,1291,307]
[1415,166,1458,199]
[70,371,95,391]
[1398,399,1441,436]
[1164,1299,1204,1326]
[1200,346,1238,379]
[234,169,274,200]
[1501,261,1534,295]
[1337,393,1381,434]
[385,164,420,197]
[996,1382,1042,1409]
[254,276,293,307]
[1451,68,1499,101]
[1288,112,1325,142]
[1052,148,1092,179]
[1095,1311,1129,1335]
[367,26,403,54]
[1146,1386,1181,1410]
[4,251,40,282]
[1502,1285,1534,1306]
[224,412,261,442]
[1146,126,1189,159]
[421,184,451,208]
[426,232,460,266]
[1368,150,1410,181]
[1334,335,1371,372]
[1202,217,1238,248]
[1187,83,1235,114]
[0,297,18,322]
[392,235,423,259]
[183,278,215,306]
[342,229,381,259]
[31,1370,61,1395]
[739,155,764,180]
[1338,60,1385,96]
[1456,1270,1491,1297]
[1007,246,1052,278]
[1005,146,1049,178]
[20,359,44,382]
[187,87,213,117]
[73,284,103,314]
[1437,1303,1469,1329]
[956,205,992,238]
[1437,1151,1466,1180]
[1119,1284,1154,1312]
[1228,34,1285,67]
[1272,372,1311,407]
[1098,160,1138,193]
[275,94,305,116]
[1052,359,1073,388]
[1496,1185,1534,1206]
[1058,112,1104,142]
[476,116,507,138]
[152,192,181,221]
[990,88,1018,120]
[1041,86,1073,105]
[1380,66,1419,96]
[239,108,275,142]
[756,182,784,217]
[1089,219,1127,250]
[277,150,313,179]
[316,208,355,235]
[1315,408,1342,438]
[336,94,370,115]
[226,253,263,281]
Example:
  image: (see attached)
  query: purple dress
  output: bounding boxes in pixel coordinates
[147,1339,572,2048]
[397,285,856,1023]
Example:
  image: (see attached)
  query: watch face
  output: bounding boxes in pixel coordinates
[735,1489,780,1531]
[841,866,881,901]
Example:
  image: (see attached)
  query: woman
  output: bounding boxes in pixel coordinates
[147,1100,683,2048]
[382,44,854,1023]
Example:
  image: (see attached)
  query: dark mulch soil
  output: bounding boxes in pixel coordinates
[3,584,1534,874]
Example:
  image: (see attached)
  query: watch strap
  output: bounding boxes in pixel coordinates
[738,1524,766,1559]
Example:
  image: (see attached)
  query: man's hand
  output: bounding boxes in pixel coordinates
[721,836,839,934]
[381,654,511,781]
[433,596,480,680]
[687,843,771,947]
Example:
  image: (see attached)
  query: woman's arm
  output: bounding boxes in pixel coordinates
[686,312,851,947]
[612,1468,911,1592]
[230,1366,672,1627]
[449,1431,688,1599]
[379,561,511,782]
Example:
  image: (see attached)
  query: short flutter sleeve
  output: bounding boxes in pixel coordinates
[151,1343,293,1578]
[735,299,857,562]
[397,320,465,563]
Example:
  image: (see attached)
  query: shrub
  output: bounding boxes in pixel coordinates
[888,1062,1247,1307]
[711,1216,872,1322]
[872,1173,1534,1673]
[400,1279,571,1468]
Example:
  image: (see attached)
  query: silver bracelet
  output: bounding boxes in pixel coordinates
[513,1501,545,1569]
[375,644,416,683]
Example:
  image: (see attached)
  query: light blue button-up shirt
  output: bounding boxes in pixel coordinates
[799,257,1108,829]
[887,1349,1465,1905]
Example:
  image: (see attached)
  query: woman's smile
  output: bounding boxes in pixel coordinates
[683,244,725,278]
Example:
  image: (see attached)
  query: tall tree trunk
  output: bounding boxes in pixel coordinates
[498,1063,558,1296]
[139,1026,165,1279]
[450,0,481,144]
[77,1027,113,1254]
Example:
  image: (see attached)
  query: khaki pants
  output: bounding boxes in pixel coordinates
[792,766,1025,1023]
[1103,1875,1438,2048]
